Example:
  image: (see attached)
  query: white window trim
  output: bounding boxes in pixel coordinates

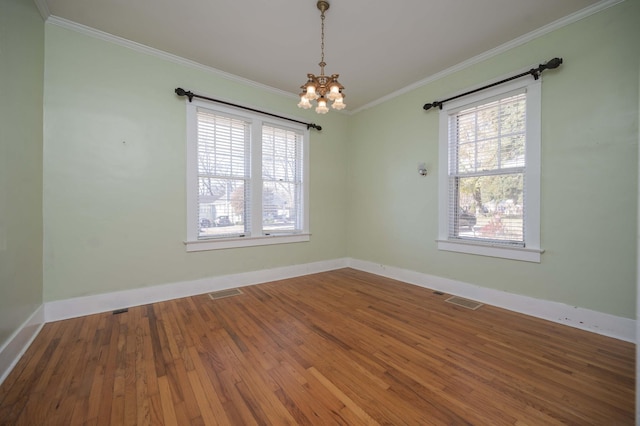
[437,78,543,263]
[184,99,310,252]
[185,233,310,252]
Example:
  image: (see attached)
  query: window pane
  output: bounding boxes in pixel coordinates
[196,108,251,239]
[501,134,525,168]
[457,141,477,173]
[476,102,500,140]
[454,93,526,174]
[262,126,301,181]
[197,109,248,178]
[452,173,524,244]
[262,181,299,232]
[477,138,500,171]
[198,177,249,239]
[262,125,303,233]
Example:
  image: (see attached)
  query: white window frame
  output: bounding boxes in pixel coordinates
[185,99,310,252]
[437,78,543,262]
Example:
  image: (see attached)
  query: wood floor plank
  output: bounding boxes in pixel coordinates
[186,358,225,425]
[0,269,634,424]
[0,323,60,421]
[308,366,380,426]
[94,314,119,425]
[157,375,178,426]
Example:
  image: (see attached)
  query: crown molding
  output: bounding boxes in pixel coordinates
[45,16,298,101]
[33,0,50,20]
[43,0,623,115]
[352,0,625,114]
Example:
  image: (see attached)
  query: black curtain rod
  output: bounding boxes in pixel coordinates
[174,88,322,131]
[422,57,563,111]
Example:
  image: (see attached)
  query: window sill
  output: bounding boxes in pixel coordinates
[185,233,310,252]
[437,239,543,263]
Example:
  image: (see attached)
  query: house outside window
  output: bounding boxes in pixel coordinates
[185,99,310,251]
[437,78,543,262]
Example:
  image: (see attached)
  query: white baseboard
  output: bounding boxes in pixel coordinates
[43,257,634,343]
[347,258,636,343]
[45,258,349,322]
[0,305,45,385]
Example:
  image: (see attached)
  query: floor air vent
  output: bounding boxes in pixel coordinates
[445,296,483,310]
[208,288,243,300]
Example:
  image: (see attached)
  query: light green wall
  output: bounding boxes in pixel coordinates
[43,24,349,301]
[0,0,44,344]
[347,1,640,318]
[42,2,639,320]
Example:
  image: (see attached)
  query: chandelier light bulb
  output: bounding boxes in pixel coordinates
[328,84,340,101]
[332,98,345,110]
[315,97,329,114]
[298,95,312,109]
[304,84,318,100]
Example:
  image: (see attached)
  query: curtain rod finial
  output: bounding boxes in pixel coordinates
[423,101,442,111]
[175,87,194,102]
[545,57,563,69]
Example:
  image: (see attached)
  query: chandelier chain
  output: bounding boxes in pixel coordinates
[319,9,325,71]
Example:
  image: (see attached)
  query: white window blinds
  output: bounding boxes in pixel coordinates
[262,125,304,234]
[196,108,250,239]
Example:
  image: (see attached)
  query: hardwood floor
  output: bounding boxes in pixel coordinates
[0,268,635,425]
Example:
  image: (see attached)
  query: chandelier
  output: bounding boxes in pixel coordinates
[297,0,345,114]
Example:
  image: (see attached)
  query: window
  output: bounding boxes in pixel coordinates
[185,99,309,251]
[438,79,542,262]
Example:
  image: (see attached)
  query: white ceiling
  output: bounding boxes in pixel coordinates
[40,0,605,111]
